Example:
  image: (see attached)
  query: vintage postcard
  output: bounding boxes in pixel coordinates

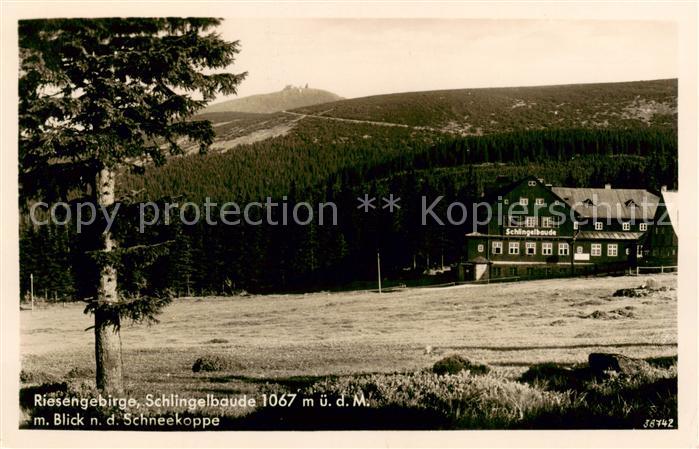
[1,1,697,448]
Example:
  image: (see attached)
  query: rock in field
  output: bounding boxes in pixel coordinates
[588,352,651,376]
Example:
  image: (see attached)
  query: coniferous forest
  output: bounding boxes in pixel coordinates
[19,85,678,299]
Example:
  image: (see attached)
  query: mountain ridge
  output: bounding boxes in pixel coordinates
[202,85,343,114]
[292,78,677,133]
[187,78,676,157]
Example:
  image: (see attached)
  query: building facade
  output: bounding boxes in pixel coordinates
[642,189,679,266]
[461,176,663,281]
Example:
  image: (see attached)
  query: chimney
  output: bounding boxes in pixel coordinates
[604,183,611,189]
[661,185,667,192]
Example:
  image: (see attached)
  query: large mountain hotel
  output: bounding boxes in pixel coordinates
[461,177,678,281]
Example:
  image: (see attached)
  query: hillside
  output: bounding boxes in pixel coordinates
[191,79,677,156]
[293,79,677,134]
[24,79,678,297]
[202,85,342,114]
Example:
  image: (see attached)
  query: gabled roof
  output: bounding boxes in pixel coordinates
[482,175,539,202]
[551,187,659,220]
[483,175,571,207]
[660,191,679,237]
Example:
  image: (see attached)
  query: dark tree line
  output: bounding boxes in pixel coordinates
[20,127,677,297]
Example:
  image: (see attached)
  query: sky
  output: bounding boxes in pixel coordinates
[211,18,677,103]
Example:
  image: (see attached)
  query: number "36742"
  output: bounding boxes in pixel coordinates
[643,418,674,429]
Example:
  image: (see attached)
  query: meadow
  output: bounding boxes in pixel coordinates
[20,273,677,429]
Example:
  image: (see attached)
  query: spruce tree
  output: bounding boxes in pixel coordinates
[19,18,246,393]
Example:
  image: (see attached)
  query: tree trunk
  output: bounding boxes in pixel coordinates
[94,167,123,394]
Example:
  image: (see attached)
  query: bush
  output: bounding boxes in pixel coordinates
[519,362,591,392]
[519,354,677,429]
[300,371,573,429]
[432,355,490,376]
[66,366,94,379]
[192,355,237,372]
[644,355,677,369]
[527,375,677,429]
[19,369,58,385]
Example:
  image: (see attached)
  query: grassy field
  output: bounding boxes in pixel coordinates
[20,273,677,429]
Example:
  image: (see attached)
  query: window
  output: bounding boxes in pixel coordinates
[591,243,602,256]
[595,221,603,230]
[559,268,568,275]
[492,241,503,254]
[622,222,630,231]
[558,242,570,255]
[545,267,553,276]
[535,198,545,205]
[528,180,536,186]
[509,242,520,255]
[508,215,524,227]
[576,246,584,254]
[542,242,553,255]
[493,267,502,277]
[520,197,529,206]
[541,217,554,228]
[637,245,643,257]
[525,242,536,255]
[477,244,484,253]
[640,223,648,231]
[607,244,618,257]
[525,216,537,228]
[526,267,534,276]
[509,267,518,276]
[573,221,579,230]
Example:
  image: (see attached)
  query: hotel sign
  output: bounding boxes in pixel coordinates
[504,228,557,237]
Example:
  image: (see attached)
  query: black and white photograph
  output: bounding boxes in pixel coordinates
[1,2,697,447]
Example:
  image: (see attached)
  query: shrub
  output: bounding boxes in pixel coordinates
[192,355,237,372]
[527,375,677,429]
[19,369,58,385]
[519,362,591,392]
[301,371,573,429]
[66,366,94,379]
[519,353,677,428]
[644,355,677,369]
[432,355,490,376]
